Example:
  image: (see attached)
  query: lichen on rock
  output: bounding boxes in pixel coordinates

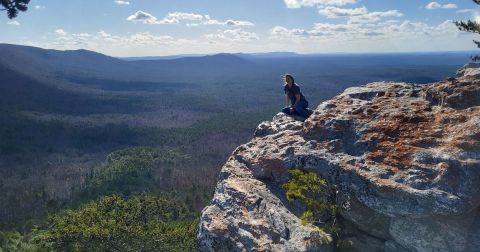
[198,63,480,252]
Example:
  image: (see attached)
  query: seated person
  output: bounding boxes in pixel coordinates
[281,74,313,121]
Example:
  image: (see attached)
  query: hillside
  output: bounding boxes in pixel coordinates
[0,44,254,82]
[198,63,480,251]
[0,45,265,224]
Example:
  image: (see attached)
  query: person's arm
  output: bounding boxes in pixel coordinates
[293,94,301,107]
[285,94,290,107]
[292,85,301,107]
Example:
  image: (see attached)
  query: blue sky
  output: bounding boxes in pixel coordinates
[1,0,479,56]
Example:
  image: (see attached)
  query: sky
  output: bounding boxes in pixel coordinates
[1,0,479,56]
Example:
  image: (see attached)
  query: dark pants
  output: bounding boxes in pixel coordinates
[282,99,310,118]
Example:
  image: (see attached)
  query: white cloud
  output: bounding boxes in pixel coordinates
[159,12,255,27]
[225,20,254,26]
[270,19,459,43]
[205,28,258,42]
[28,29,259,56]
[128,32,175,45]
[271,22,370,39]
[318,6,368,18]
[39,30,188,51]
[95,30,176,45]
[426,2,457,10]
[347,9,403,23]
[317,6,402,24]
[456,9,475,14]
[127,11,159,24]
[381,20,456,36]
[19,3,470,56]
[115,0,130,5]
[23,17,473,57]
[442,4,458,9]
[203,17,254,27]
[55,29,67,36]
[7,20,20,25]
[310,22,356,36]
[126,11,254,27]
[284,0,357,8]
[158,12,204,24]
[270,26,308,39]
[52,32,91,47]
[262,19,470,55]
[97,30,120,42]
[34,5,46,9]
[426,2,442,9]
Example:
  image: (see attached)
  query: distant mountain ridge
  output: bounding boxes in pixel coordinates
[0,43,474,112]
[121,54,208,61]
[120,52,302,61]
[0,43,475,82]
[0,43,259,82]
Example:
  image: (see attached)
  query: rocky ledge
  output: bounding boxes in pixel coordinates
[198,64,480,252]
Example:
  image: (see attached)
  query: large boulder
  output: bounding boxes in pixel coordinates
[198,64,480,252]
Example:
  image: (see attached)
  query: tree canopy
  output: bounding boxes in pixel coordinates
[1,0,30,19]
[455,0,480,60]
[37,195,198,251]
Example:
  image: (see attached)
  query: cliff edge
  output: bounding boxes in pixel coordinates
[198,64,480,252]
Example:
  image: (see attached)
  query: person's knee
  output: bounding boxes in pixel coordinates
[282,107,291,114]
[293,105,308,117]
[294,104,305,112]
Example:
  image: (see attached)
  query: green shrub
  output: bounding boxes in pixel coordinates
[283,169,352,248]
[37,194,198,252]
[0,230,41,252]
[84,147,188,198]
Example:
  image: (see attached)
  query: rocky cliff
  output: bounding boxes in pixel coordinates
[198,64,480,252]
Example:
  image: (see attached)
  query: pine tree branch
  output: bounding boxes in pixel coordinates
[1,0,29,19]
[474,40,480,48]
[455,20,480,34]
[455,0,480,61]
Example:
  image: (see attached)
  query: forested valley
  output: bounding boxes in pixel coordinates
[0,44,470,250]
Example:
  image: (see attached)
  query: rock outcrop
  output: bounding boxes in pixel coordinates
[198,64,480,252]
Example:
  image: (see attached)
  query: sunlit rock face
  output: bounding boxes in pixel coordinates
[198,64,480,252]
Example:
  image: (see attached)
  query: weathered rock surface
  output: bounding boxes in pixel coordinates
[198,64,480,252]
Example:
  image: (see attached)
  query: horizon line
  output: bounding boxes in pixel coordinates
[0,42,478,59]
